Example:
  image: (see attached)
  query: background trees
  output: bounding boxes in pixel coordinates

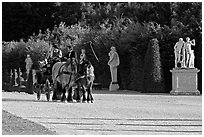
[2,2,58,41]
[2,2,202,93]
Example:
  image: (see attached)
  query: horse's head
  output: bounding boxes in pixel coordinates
[83,60,94,76]
[72,59,78,74]
[63,58,78,75]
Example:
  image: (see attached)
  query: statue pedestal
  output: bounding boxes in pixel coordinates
[109,82,119,91]
[170,68,200,95]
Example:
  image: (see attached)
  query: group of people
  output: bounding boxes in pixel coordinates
[174,37,195,68]
[43,43,89,77]
[25,42,120,86]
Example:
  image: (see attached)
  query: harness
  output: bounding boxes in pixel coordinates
[55,63,76,79]
[74,75,85,82]
[74,65,94,83]
[53,62,77,89]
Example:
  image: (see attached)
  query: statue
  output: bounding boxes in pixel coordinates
[189,50,195,68]
[18,68,25,87]
[108,46,120,91]
[182,37,195,68]
[18,68,22,77]
[25,54,33,80]
[32,69,37,85]
[14,69,18,86]
[171,37,200,95]
[9,69,14,88]
[174,38,184,68]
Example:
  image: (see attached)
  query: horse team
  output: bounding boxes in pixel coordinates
[34,58,95,103]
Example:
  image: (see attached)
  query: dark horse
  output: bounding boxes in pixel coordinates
[74,61,95,103]
[52,59,77,102]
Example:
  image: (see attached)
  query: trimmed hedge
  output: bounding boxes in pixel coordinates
[142,38,165,93]
[2,19,202,93]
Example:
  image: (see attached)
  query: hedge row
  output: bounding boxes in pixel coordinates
[2,18,202,92]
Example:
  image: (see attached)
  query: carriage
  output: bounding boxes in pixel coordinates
[33,59,53,101]
[34,58,94,103]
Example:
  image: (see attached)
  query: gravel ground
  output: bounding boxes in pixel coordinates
[2,110,56,135]
[2,90,202,135]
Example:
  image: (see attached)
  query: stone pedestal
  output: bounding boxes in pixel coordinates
[170,68,200,95]
[109,82,119,91]
[109,66,120,91]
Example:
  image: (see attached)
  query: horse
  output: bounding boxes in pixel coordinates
[34,60,52,101]
[52,59,77,102]
[74,60,95,103]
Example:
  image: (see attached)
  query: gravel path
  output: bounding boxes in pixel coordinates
[2,110,56,135]
[2,90,202,135]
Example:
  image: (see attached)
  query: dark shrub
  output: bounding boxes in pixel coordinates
[142,38,165,93]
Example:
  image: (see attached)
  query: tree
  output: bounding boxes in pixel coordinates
[2,2,202,92]
[2,2,58,41]
[54,2,82,26]
[142,38,165,93]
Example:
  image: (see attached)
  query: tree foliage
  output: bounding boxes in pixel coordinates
[2,2,58,41]
[143,38,165,93]
[2,2,202,92]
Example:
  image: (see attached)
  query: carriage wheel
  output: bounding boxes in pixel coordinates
[45,89,50,101]
[34,83,41,100]
[37,88,41,100]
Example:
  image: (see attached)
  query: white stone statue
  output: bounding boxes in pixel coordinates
[108,46,120,91]
[32,69,37,85]
[10,69,13,86]
[25,54,33,80]
[18,68,25,87]
[14,69,18,86]
[189,50,195,68]
[182,37,195,68]
[174,38,184,68]
[108,46,120,82]
[19,67,22,76]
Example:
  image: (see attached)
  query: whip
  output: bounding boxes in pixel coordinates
[89,41,99,62]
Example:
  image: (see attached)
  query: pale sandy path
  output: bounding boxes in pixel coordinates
[2,90,202,135]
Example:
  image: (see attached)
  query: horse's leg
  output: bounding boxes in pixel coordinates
[89,82,94,103]
[61,87,66,102]
[86,79,94,103]
[45,86,50,101]
[52,89,57,101]
[61,82,67,102]
[86,84,93,103]
[67,87,73,103]
[82,86,87,103]
[45,79,51,101]
[52,80,57,101]
[75,84,81,102]
[87,86,91,103]
[36,84,41,100]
